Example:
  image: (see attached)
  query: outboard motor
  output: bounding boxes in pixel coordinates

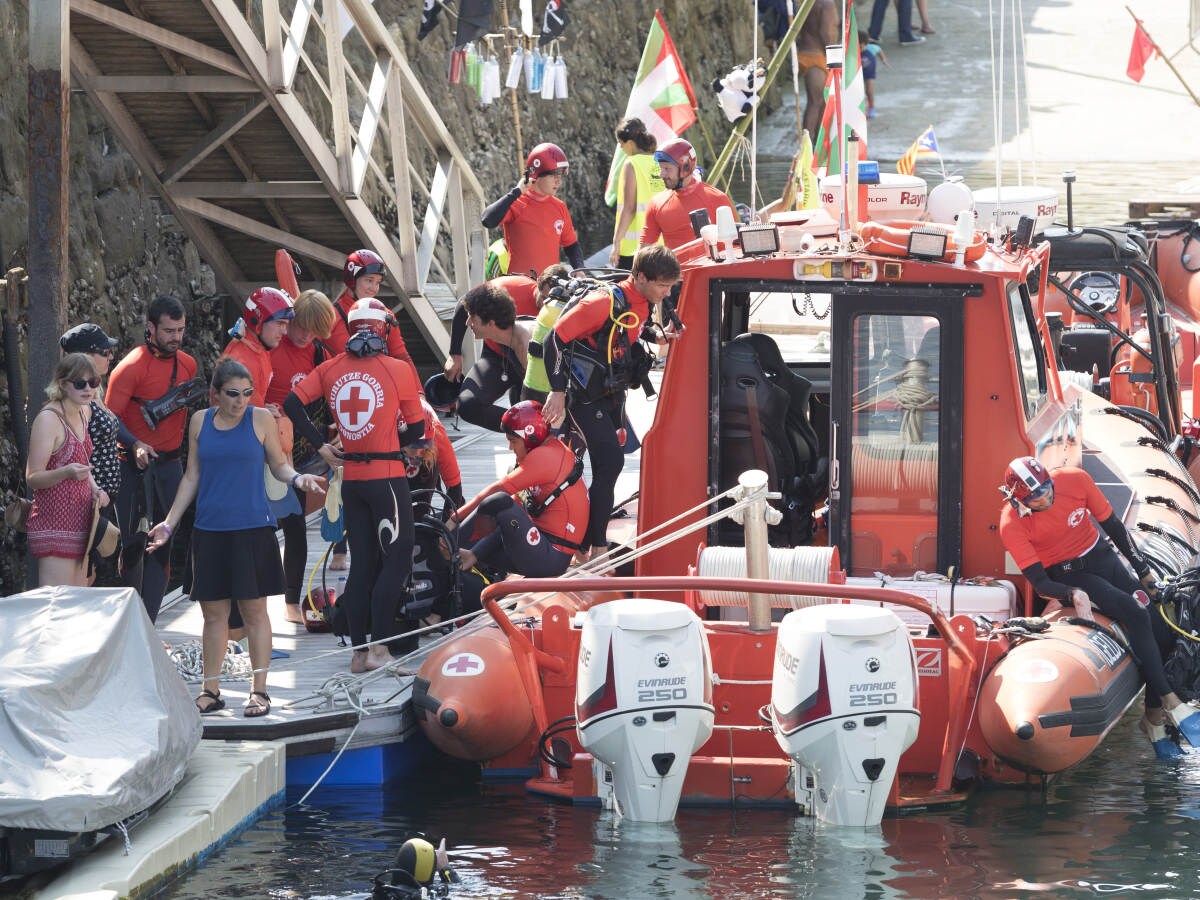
[770,605,919,827]
[575,599,715,823]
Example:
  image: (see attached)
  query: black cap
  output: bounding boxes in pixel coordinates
[60,323,118,354]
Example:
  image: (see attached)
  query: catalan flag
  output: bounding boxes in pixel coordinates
[896,126,940,176]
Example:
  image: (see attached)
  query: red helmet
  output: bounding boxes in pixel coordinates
[343,249,386,289]
[243,286,294,331]
[1002,456,1052,503]
[524,143,569,179]
[654,138,698,182]
[501,400,551,452]
[346,298,391,339]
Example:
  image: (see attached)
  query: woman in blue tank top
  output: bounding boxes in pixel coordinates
[148,357,326,718]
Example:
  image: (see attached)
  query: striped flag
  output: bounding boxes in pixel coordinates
[604,11,697,206]
[813,3,869,176]
[896,126,940,175]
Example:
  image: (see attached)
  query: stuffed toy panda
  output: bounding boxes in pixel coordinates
[712,59,766,123]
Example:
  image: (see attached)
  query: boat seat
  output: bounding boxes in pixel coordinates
[1041,226,1149,269]
[718,333,828,544]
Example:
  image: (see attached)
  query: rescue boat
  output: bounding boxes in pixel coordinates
[412,174,1200,821]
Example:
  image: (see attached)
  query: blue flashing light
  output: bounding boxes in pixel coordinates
[858,160,880,184]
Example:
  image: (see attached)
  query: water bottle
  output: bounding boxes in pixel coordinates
[334,572,348,601]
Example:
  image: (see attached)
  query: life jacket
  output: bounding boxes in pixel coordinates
[484,237,510,280]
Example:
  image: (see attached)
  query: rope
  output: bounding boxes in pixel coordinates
[291,720,362,807]
[170,639,254,683]
[697,546,837,606]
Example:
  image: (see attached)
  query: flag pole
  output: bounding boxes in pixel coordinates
[1124,6,1200,108]
[786,0,804,143]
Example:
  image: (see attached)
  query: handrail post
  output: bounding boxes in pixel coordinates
[737,470,777,632]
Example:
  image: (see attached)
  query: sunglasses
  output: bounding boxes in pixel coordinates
[223,388,254,398]
[69,378,101,390]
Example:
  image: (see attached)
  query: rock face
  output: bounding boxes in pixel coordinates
[0,1,771,592]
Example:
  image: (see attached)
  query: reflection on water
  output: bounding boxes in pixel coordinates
[157,714,1200,898]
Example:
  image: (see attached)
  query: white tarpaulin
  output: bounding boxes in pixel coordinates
[0,587,201,831]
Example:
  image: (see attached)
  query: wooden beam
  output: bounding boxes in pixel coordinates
[159,97,267,184]
[282,0,318,89]
[167,181,328,198]
[67,38,248,295]
[446,164,471,299]
[174,196,346,268]
[88,75,258,92]
[385,63,418,294]
[323,0,353,195]
[261,0,284,90]
[69,0,249,77]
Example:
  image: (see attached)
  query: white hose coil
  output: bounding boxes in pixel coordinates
[696,545,837,607]
[1057,369,1095,394]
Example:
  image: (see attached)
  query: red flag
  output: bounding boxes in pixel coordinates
[1127,22,1157,83]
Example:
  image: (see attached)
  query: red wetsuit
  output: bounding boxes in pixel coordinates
[267,334,327,406]
[999,466,1109,569]
[456,436,588,552]
[291,352,423,481]
[502,192,578,279]
[640,180,736,250]
[107,345,199,452]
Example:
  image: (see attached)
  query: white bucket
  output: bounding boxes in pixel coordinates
[820,173,928,224]
[972,185,1059,235]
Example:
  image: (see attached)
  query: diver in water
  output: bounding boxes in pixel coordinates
[999,456,1200,760]
[372,836,459,899]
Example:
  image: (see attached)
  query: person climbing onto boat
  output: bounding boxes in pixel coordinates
[608,117,664,270]
[266,289,337,624]
[540,245,680,563]
[147,358,326,718]
[481,142,585,279]
[795,0,839,135]
[450,400,588,577]
[442,276,539,431]
[107,294,199,623]
[999,456,1200,759]
[326,248,420,382]
[285,298,426,672]
[639,139,736,252]
[521,263,571,405]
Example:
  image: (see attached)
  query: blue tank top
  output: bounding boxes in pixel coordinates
[195,408,276,531]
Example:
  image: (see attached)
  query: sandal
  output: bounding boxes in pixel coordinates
[195,689,225,714]
[244,691,271,718]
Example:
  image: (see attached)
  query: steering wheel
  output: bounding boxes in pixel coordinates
[1069,271,1121,316]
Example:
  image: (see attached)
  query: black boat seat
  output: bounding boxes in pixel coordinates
[1040,226,1149,269]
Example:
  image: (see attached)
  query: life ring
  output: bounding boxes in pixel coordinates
[860,219,987,264]
[275,248,301,299]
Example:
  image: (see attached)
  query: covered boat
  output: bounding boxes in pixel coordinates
[0,586,202,880]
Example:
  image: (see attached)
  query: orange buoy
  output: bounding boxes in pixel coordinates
[413,626,536,761]
[977,613,1141,774]
[275,248,301,299]
[861,219,987,264]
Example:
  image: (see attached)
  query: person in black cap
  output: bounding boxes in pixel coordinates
[60,323,129,578]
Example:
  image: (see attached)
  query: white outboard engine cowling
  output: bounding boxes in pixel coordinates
[770,605,919,827]
[575,599,715,822]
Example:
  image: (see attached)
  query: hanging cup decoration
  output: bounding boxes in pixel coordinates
[505,46,525,89]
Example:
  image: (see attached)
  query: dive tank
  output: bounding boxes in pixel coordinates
[977,614,1141,774]
[770,605,920,827]
[575,599,715,823]
[413,627,536,761]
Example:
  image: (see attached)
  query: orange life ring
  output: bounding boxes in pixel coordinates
[860,219,987,264]
[275,248,301,299]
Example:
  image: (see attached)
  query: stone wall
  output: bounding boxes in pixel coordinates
[0,1,774,592]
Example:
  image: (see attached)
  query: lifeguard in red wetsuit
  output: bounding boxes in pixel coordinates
[639,138,736,251]
[481,143,585,279]
[286,299,425,673]
[107,294,199,622]
[325,249,420,384]
[999,456,1200,759]
[453,401,588,577]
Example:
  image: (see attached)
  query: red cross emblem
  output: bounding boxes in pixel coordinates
[442,652,485,677]
[334,378,378,434]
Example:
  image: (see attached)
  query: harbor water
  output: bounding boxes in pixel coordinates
[157,716,1200,898]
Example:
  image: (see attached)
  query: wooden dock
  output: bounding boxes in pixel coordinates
[153,392,653,782]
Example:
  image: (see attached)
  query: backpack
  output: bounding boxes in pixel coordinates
[1160,567,1200,700]
[556,279,653,401]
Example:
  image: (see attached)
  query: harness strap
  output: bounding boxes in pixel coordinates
[341,451,409,462]
[743,385,771,478]
[525,453,584,517]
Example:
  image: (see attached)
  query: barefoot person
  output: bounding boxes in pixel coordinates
[148,358,326,717]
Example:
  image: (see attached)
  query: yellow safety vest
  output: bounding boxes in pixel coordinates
[617,154,665,256]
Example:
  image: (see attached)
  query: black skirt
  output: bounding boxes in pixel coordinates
[190,526,285,603]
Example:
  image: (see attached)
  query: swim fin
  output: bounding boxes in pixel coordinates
[1168,705,1200,748]
[1142,719,1185,760]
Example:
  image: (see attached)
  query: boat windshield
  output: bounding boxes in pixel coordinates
[745,289,832,363]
